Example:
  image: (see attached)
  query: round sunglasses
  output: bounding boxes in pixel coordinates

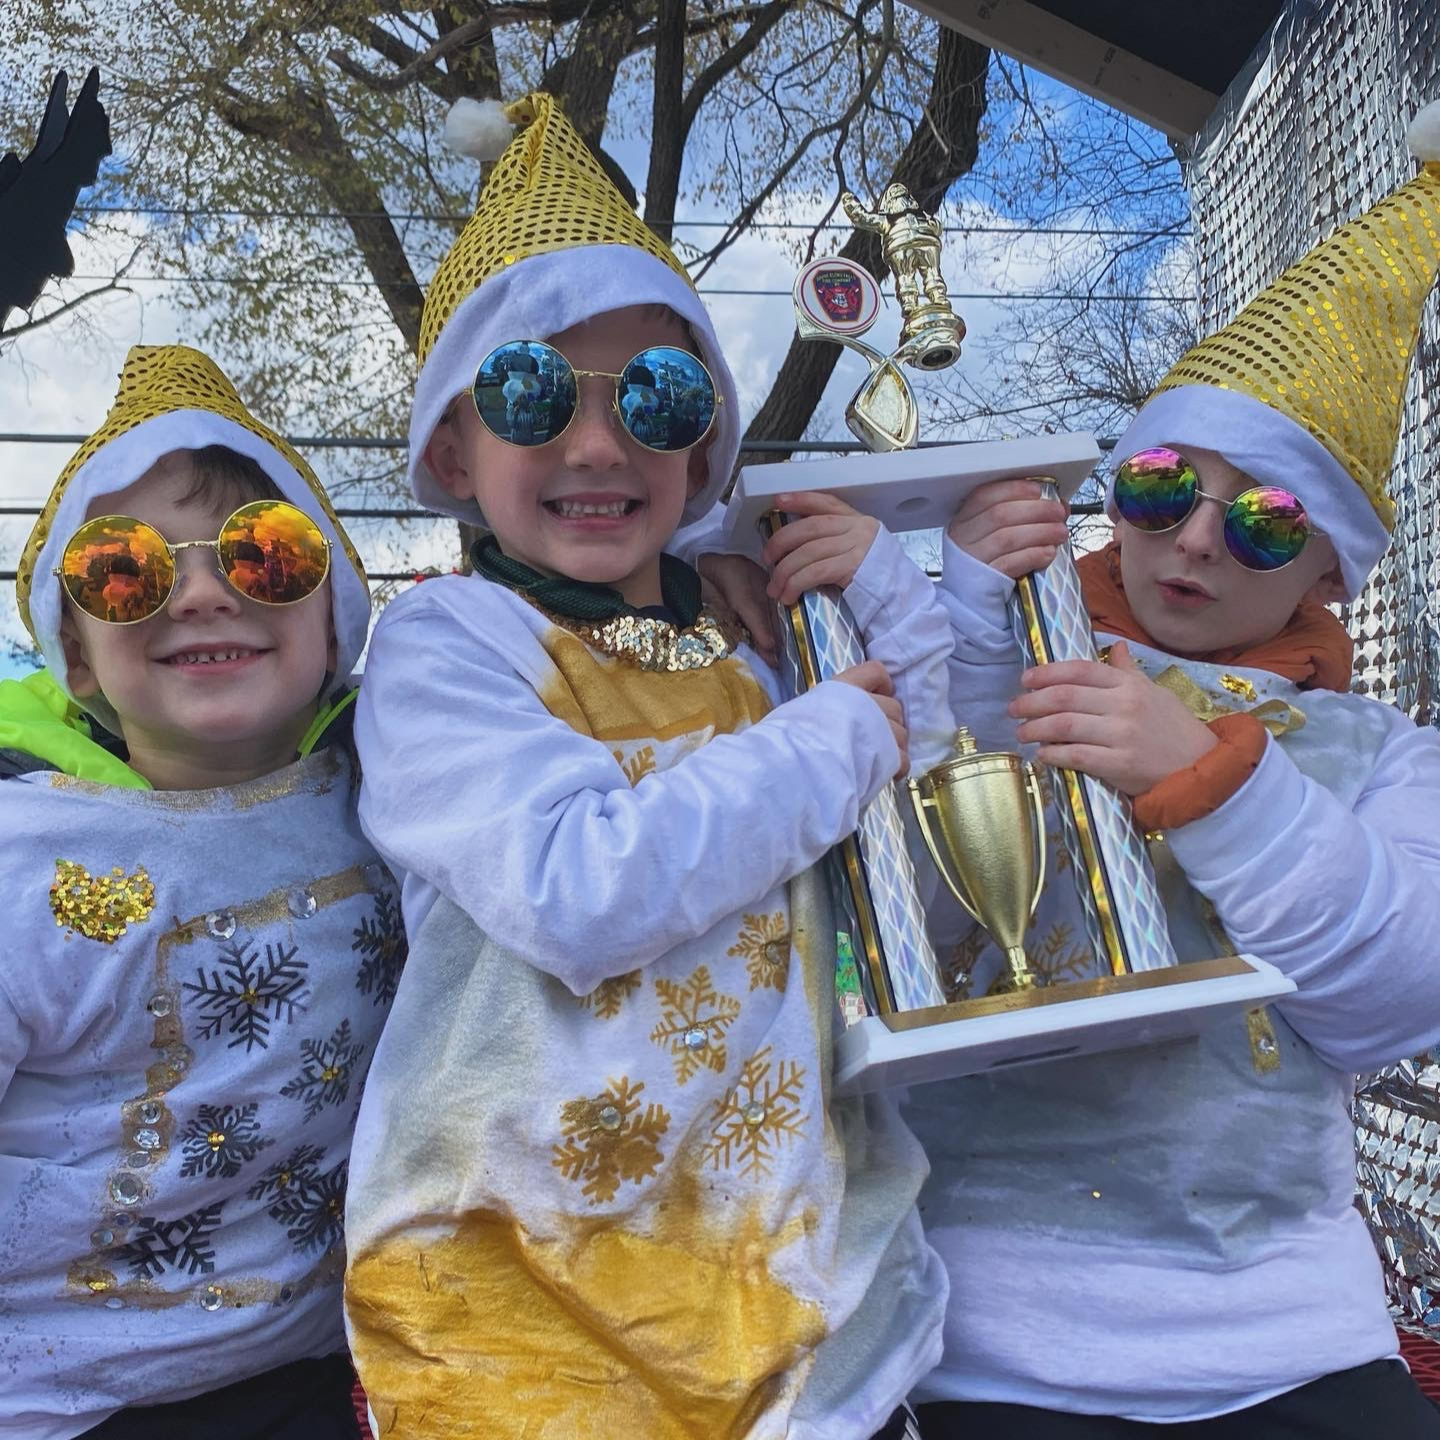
[55,499,331,625]
[1113,447,1321,572]
[471,340,720,454]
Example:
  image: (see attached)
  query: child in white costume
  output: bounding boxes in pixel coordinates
[910,104,1440,1439]
[344,93,952,1440]
[0,346,398,1440]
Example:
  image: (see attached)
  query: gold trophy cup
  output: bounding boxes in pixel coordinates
[909,729,1046,994]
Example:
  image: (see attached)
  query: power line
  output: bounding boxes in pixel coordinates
[0,434,1121,454]
[61,274,1191,302]
[74,203,1191,239]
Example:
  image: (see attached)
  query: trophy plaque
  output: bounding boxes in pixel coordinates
[725,183,1296,1094]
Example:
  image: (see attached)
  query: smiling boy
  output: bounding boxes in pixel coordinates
[0,346,398,1440]
[908,105,1440,1440]
[343,93,954,1440]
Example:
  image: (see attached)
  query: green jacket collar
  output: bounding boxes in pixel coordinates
[0,669,149,788]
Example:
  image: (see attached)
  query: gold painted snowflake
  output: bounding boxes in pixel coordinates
[727,911,791,991]
[612,745,657,786]
[650,965,741,1083]
[941,930,987,1002]
[701,1046,806,1180]
[552,1076,670,1205]
[1028,921,1095,987]
[579,970,643,1019]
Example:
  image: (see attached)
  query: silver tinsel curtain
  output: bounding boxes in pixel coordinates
[1183,0,1440,1333]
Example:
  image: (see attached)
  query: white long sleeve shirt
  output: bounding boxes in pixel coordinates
[909,538,1440,1421]
[346,530,955,1440]
[0,751,400,1440]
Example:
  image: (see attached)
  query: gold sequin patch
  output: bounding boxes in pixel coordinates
[1218,673,1259,701]
[542,606,744,673]
[50,860,156,942]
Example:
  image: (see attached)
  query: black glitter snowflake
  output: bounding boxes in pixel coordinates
[247,1143,325,1203]
[117,1203,224,1279]
[353,888,407,1006]
[266,1158,348,1256]
[280,1019,366,1122]
[183,938,309,1051]
[178,1102,273,1179]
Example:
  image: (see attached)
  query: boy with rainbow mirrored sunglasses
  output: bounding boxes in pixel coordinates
[906,101,1440,1440]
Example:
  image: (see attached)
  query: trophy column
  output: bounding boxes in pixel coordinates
[764,514,947,1015]
[1008,485,1179,976]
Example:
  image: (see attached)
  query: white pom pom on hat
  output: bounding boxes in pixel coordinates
[443,98,513,161]
[1409,96,1440,164]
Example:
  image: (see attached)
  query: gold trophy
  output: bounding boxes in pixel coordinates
[909,729,1046,994]
[723,181,1297,1093]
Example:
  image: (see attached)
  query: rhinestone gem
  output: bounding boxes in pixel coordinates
[126,1150,152,1169]
[133,1128,162,1151]
[364,863,387,889]
[138,1101,163,1125]
[111,1211,134,1228]
[1258,1035,1278,1056]
[742,1101,766,1128]
[109,1174,142,1206]
[146,992,174,1018]
[682,1025,708,1052]
[166,1045,193,1073]
[278,1284,295,1303]
[287,887,318,919]
[90,1228,115,1248]
[198,1284,225,1312]
[597,1104,623,1132]
[206,910,236,940]
[103,1296,126,1310]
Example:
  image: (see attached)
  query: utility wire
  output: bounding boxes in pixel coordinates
[73,203,1192,238]
[58,274,1191,301]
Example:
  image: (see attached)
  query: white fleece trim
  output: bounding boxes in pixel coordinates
[31,411,371,700]
[409,246,741,526]
[1109,386,1390,600]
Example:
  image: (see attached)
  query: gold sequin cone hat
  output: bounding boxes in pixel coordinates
[20,344,372,696]
[410,92,741,526]
[1114,99,1440,599]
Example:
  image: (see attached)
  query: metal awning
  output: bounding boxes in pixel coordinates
[908,0,1287,139]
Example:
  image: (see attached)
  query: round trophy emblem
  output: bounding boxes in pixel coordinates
[793,255,881,336]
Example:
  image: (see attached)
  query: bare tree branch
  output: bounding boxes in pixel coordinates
[742,20,991,459]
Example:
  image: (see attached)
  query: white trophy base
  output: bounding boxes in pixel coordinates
[724,433,1101,540]
[834,955,1296,1095]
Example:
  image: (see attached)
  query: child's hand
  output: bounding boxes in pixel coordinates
[696,553,778,665]
[946,477,1070,579]
[763,491,879,605]
[1009,641,1217,795]
[833,659,909,776]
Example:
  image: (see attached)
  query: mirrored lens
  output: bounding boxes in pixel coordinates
[618,347,716,452]
[218,501,331,605]
[59,516,174,624]
[1224,486,1311,571]
[473,341,576,446]
[1113,448,1199,532]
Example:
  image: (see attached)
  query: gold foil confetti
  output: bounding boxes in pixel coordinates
[50,860,156,943]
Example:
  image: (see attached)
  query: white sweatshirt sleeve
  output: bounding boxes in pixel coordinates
[936,535,1027,749]
[843,527,956,773]
[1166,717,1440,1073]
[354,591,901,993]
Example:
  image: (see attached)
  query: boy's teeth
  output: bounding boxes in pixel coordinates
[173,650,250,665]
[552,499,632,518]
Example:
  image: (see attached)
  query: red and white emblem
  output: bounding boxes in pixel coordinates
[794,255,880,336]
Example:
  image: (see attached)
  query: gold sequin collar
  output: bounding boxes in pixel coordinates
[538,603,745,672]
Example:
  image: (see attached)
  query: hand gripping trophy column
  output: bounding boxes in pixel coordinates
[724,182,1296,1093]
